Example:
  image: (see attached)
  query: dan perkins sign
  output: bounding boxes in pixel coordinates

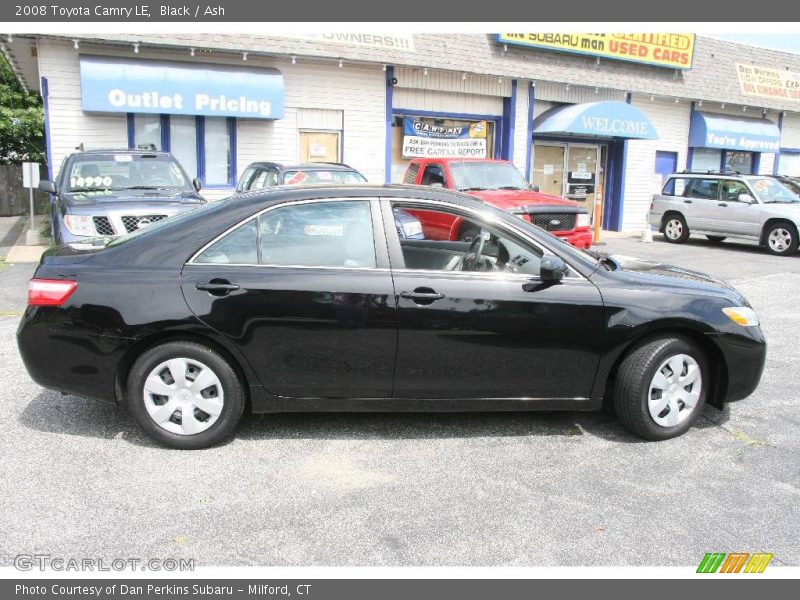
[497,34,695,69]
[736,64,800,102]
[402,119,488,159]
[79,56,285,119]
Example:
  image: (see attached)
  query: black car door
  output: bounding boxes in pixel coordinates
[381,199,605,400]
[181,198,397,399]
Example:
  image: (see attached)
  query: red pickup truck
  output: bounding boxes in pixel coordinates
[402,158,593,249]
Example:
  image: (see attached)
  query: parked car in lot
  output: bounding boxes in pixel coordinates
[39,147,206,245]
[402,158,593,249]
[236,160,423,239]
[649,171,800,256]
[18,185,765,449]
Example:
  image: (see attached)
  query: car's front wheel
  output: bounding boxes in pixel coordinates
[763,221,799,256]
[614,336,707,440]
[126,341,245,449]
[662,214,690,243]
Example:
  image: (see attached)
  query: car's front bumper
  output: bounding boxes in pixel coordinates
[553,228,594,249]
[708,327,767,403]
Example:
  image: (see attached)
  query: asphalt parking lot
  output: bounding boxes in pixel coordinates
[1,232,798,568]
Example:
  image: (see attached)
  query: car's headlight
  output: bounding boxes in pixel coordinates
[63,215,96,236]
[722,306,760,327]
[576,212,590,228]
[402,221,423,237]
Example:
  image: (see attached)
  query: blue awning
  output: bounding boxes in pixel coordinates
[689,112,780,152]
[533,101,658,140]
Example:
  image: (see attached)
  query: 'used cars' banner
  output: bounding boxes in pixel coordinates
[497,33,695,69]
[736,64,800,102]
[402,118,487,159]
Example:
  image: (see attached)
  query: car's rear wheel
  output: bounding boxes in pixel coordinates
[614,336,707,440]
[126,341,245,449]
[662,214,689,243]
[706,235,726,243]
[763,221,799,256]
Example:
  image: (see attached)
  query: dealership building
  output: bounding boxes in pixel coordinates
[4,32,800,232]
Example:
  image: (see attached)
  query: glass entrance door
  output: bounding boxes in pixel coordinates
[564,145,599,216]
[531,143,566,197]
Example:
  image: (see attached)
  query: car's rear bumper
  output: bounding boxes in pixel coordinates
[648,211,663,228]
[554,228,593,249]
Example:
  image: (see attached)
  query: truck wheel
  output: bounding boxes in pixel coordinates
[763,221,799,256]
[663,214,689,243]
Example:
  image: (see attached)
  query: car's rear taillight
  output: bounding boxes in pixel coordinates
[28,279,78,307]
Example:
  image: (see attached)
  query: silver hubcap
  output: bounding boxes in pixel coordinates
[665,219,683,239]
[143,358,224,436]
[647,354,702,428]
[768,228,792,252]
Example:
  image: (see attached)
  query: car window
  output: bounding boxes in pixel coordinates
[391,203,543,276]
[250,169,279,190]
[194,220,258,264]
[420,165,445,186]
[403,163,420,184]
[665,177,690,196]
[66,153,191,192]
[721,180,750,201]
[686,178,720,200]
[238,167,257,191]
[258,201,376,268]
[283,170,367,185]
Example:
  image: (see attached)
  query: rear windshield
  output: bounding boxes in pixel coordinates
[283,169,367,185]
[66,154,192,192]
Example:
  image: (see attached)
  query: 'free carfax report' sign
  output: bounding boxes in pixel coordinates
[79,56,285,119]
[402,118,488,158]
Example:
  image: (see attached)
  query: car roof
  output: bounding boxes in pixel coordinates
[244,162,359,171]
[70,148,175,158]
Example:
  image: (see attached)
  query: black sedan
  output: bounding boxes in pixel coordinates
[17,185,766,449]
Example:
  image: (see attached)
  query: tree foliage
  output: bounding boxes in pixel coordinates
[0,52,45,165]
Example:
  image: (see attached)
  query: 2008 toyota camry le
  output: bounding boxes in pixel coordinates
[17,184,766,449]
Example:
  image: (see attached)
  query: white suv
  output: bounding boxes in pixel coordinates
[648,172,800,256]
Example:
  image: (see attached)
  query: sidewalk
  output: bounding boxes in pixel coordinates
[0,216,25,260]
[3,219,48,264]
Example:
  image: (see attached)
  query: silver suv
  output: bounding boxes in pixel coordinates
[648,172,800,256]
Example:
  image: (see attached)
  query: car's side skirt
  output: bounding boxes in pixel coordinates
[251,395,602,413]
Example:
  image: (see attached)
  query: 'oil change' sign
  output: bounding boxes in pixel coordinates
[80,56,285,119]
[497,34,695,70]
[402,119,488,159]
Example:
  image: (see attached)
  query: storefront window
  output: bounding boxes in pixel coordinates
[691,148,722,172]
[130,114,235,187]
[169,115,197,179]
[133,115,162,150]
[778,152,800,176]
[390,116,496,183]
[725,151,754,174]
[204,117,231,186]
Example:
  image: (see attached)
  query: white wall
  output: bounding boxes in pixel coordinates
[38,39,128,179]
[512,81,530,175]
[621,96,692,231]
[781,112,800,149]
[37,40,387,200]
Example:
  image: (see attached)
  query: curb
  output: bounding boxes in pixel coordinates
[4,225,48,264]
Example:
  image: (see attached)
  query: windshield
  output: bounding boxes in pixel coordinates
[283,169,367,185]
[749,177,799,203]
[449,161,529,191]
[66,154,192,193]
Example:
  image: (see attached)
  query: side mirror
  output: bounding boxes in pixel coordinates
[539,256,568,282]
[738,193,755,204]
[38,180,57,194]
[531,185,540,192]
[192,177,202,192]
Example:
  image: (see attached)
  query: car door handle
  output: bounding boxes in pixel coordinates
[196,280,240,295]
[400,289,445,304]
[683,199,693,204]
